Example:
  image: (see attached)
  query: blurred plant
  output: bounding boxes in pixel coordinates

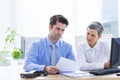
[12,49,22,59]
[4,27,22,60]
[4,27,20,49]
[0,27,22,66]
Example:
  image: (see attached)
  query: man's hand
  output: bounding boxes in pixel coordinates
[104,60,110,69]
[44,66,59,74]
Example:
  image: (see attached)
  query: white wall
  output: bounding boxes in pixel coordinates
[1,0,117,50]
[16,0,74,37]
[76,0,102,36]
[0,0,11,49]
[14,0,103,50]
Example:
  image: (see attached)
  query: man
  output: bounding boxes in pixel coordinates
[23,14,75,74]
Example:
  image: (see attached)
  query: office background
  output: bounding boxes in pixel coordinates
[0,1,119,80]
[0,0,119,63]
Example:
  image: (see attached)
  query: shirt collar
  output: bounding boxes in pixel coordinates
[46,36,60,48]
[85,40,100,50]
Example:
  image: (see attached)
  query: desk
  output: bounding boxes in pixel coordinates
[19,74,120,80]
[0,65,119,80]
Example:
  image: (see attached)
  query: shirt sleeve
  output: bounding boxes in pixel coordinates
[66,45,75,61]
[77,44,86,64]
[23,42,45,72]
[80,62,104,70]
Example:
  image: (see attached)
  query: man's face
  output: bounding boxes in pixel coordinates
[49,21,67,40]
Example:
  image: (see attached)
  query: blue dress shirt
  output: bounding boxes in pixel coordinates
[23,36,75,72]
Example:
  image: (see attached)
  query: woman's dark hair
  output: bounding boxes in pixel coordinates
[49,15,69,27]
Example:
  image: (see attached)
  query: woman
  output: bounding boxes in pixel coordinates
[78,22,110,71]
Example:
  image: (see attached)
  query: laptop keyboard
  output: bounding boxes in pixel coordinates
[89,68,120,75]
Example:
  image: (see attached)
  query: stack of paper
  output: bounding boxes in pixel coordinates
[60,71,93,77]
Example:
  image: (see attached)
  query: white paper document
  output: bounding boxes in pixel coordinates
[60,71,93,77]
[56,57,93,77]
[56,57,79,72]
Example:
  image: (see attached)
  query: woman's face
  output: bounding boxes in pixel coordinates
[86,28,101,47]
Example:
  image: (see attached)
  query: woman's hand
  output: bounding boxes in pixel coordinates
[104,60,110,69]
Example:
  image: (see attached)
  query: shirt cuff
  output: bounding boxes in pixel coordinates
[95,63,104,69]
[38,65,46,71]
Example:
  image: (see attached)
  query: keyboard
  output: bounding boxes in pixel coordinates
[89,68,120,75]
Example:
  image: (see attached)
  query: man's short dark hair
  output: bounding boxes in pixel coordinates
[87,22,104,35]
[49,15,69,27]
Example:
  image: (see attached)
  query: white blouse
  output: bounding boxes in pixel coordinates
[77,40,110,70]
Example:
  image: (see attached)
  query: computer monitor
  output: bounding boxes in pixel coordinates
[110,38,120,68]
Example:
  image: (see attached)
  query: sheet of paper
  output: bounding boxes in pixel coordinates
[56,57,93,77]
[61,71,93,77]
[56,57,80,72]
